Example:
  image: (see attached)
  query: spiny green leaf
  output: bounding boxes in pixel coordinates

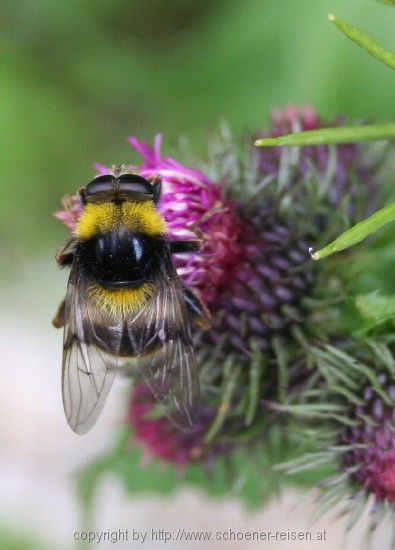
[328,14,395,70]
[321,471,349,488]
[327,443,368,452]
[326,414,360,427]
[323,345,357,368]
[300,428,341,441]
[285,455,334,475]
[325,365,359,391]
[365,339,395,376]
[315,361,337,386]
[299,389,332,400]
[310,202,395,260]
[337,360,392,405]
[255,122,395,147]
[327,384,364,406]
[274,451,335,472]
[311,347,360,387]
[312,346,353,372]
[268,402,345,417]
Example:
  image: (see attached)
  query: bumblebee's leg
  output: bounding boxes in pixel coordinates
[56,238,77,266]
[52,299,66,328]
[184,288,212,330]
[169,240,202,254]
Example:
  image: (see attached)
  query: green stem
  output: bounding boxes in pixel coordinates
[311,202,395,260]
[328,13,395,70]
[255,122,395,147]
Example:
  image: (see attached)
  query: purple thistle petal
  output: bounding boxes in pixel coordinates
[128,134,244,305]
[342,376,395,504]
[128,384,233,468]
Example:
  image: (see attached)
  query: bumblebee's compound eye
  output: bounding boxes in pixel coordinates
[117,174,154,198]
[84,175,116,202]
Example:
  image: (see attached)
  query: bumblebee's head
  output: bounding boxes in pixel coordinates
[80,172,161,205]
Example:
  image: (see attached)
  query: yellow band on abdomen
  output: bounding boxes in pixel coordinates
[88,282,156,316]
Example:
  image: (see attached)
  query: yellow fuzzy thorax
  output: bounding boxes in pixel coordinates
[75,201,166,240]
[88,283,156,317]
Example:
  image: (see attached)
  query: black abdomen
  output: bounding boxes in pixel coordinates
[78,231,160,288]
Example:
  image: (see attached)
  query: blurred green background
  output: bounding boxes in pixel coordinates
[0,0,394,257]
[0,1,394,548]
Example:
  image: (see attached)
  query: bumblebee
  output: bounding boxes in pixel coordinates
[53,165,211,434]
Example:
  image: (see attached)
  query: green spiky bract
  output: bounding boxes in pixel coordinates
[274,336,395,538]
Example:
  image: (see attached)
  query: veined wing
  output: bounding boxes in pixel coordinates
[62,264,122,434]
[124,255,199,429]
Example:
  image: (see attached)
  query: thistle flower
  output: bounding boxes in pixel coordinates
[341,372,395,504]
[56,107,388,477]
[71,106,395,518]
[276,340,395,532]
[129,384,232,468]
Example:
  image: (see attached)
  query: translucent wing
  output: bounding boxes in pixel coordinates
[124,254,200,429]
[62,264,122,434]
[62,248,199,433]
